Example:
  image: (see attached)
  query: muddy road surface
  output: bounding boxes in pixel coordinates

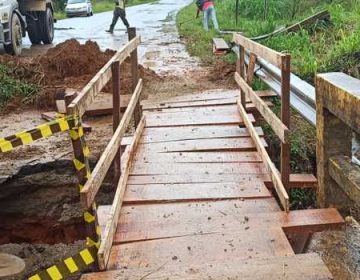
[21,0,199,74]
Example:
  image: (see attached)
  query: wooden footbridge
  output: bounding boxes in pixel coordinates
[5,28,359,280]
[74,31,345,279]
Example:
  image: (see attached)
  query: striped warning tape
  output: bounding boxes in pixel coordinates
[28,120,102,280]
[0,116,77,153]
[0,114,101,279]
[28,245,98,280]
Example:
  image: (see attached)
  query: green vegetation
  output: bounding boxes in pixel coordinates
[177,0,360,82]
[0,64,39,109]
[54,0,158,20]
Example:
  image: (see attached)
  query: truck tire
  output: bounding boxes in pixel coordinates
[39,8,54,44]
[4,13,22,56]
[27,21,42,45]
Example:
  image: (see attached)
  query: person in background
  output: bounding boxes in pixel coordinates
[106,0,130,34]
[200,0,219,32]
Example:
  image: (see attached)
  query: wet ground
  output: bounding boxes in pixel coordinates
[20,0,199,75]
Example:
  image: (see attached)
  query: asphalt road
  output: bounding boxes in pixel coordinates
[22,0,199,74]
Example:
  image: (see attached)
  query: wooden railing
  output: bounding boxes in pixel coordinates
[233,33,290,212]
[65,28,144,270]
[316,72,360,211]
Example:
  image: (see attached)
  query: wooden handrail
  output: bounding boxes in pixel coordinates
[233,33,286,69]
[235,72,289,143]
[80,79,143,209]
[234,33,291,194]
[238,100,290,212]
[67,36,141,117]
[98,116,146,270]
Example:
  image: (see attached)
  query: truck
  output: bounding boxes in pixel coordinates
[0,0,54,55]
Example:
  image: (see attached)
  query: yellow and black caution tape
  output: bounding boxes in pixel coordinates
[28,245,98,280]
[0,116,77,153]
[2,116,103,279]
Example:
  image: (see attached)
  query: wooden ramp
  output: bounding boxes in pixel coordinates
[82,90,343,279]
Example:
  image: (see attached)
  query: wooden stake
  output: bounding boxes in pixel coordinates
[280,55,291,192]
[128,27,141,127]
[112,61,121,187]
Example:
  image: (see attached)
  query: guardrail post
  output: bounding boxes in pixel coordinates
[128,27,141,127]
[316,73,359,210]
[112,61,121,187]
[280,55,291,191]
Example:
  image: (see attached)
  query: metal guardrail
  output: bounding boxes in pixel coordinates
[233,46,317,126]
[233,45,360,166]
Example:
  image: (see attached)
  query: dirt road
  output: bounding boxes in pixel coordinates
[21,0,199,74]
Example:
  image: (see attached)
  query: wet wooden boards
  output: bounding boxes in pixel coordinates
[83,90,344,279]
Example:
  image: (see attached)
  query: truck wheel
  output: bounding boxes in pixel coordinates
[27,21,42,44]
[4,13,22,56]
[39,8,54,44]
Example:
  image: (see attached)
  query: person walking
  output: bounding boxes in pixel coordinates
[106,0,130,34]
[200,0,219,32]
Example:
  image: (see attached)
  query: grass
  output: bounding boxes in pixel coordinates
[177,0,360,82]
[55,0,158,20]
[0,64,39,109]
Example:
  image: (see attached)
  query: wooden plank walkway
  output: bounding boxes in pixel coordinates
[82,90,344,279]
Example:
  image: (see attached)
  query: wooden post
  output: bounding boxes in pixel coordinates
[128,27,141,127]
[280,55,291,192]
[316,73,355,210]
[112,61,121,187]
[65,93,100,270]
[239,45,246,108]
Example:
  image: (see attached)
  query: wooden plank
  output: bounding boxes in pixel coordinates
[97,117,145,270]
[80,79,143,209]
[235,72,289,143]
[289,174,317,188]
[135,151,262,163]
[141,90,239,105]
[135,137,268,153]
[141,90,276,110]
[81,253,332,280]
[147,101,273,114]
[329,155,360,203]
[145,110,255,127]
[212,38,230,51]
[130,162,268,176]
[233,33,285,68]
[251,10,330,41]
[124,181,272,203]
[128,173,271,185]
[68,36,141,117]
[141,125,264,143]
[112,206,343,244]
[237,100,290,212]
[107,228,294,270]
[85,93,131,116]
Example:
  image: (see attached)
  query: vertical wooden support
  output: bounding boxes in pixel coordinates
[246,52,257,86]
[239,45,246,108]
[280,55,291,192]
[112,61,121,187]
[316,74,353,210]
[128,27,141,127]
[65,93,100,270]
